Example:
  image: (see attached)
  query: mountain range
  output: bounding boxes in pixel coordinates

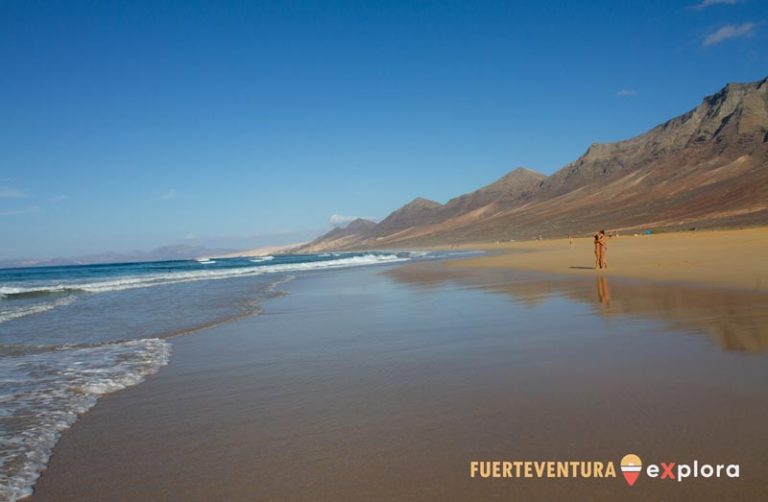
[0,244,235,269]
[300,76,768,252]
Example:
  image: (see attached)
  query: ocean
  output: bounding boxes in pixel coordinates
[0,251,436,501]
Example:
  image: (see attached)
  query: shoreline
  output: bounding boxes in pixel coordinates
[434,226,768,292]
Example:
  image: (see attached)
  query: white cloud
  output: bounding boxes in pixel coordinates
[691,0,739,10]
[0,187,28,198]
[616,89,638,97]
[703,22,756,47]
[0,205,41,216]
[330,214,364,227]
[50,194,69,203]
[159,188,177,200]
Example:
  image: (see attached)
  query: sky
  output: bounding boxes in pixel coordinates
[1,0,765,259]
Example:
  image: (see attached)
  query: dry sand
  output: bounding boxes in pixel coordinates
[442,227,768,291]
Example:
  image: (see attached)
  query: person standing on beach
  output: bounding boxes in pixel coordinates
[594,232,601,268]
[597,230,608,269]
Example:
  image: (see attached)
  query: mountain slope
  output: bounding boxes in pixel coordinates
[302,77,768,251]
[373,198,443,236]
[299,218,377,253]
[438,167,546,219]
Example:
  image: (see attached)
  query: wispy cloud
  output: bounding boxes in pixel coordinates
[703,22,756,47]
[691,0,739,10]
[329,214,366,226]
[0,187,28,198]
[50,194,69,203]
[0,205,42,216]
[159,188,177,200]
[616,89,638,97]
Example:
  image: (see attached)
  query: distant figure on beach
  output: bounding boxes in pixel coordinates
[597,230,608,268]
[594,230,608,269]
[594,232,600,268]
[569,235,573,247]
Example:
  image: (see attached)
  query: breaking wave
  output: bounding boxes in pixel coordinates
[0,338,171,501]
[0,254,407,300]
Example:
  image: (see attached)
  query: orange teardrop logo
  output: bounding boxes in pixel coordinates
[620,454,642,486]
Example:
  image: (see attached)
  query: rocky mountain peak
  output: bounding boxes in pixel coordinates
[403,197,443,210]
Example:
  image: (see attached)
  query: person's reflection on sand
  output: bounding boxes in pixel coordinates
[596,276,611,305]
[385,264,768,353]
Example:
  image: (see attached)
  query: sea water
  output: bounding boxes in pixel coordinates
[0,252,425,501]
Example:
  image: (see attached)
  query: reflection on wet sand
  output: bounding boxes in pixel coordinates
[385,263,768,353]
[596,276,610,306]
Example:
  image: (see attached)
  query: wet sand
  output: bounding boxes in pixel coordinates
[30,264,768,501]
[442,226,768,291]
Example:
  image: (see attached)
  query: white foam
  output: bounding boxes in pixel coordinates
[0,254,408,297]
[0,296,77,325]
[0,338,171,501]
[249,256,275,263]
[0,285,71,297]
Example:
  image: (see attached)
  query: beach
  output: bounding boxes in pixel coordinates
[442,227,768,291]
[5,2,766,500]
[29,250,768,501]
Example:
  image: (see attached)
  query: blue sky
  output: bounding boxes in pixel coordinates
[1,0,765,259]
